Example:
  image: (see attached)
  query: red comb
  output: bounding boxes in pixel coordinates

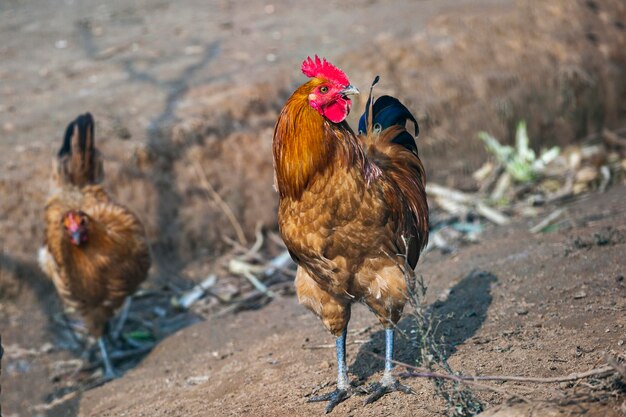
[301,55,349,86]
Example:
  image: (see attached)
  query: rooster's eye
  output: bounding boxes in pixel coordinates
[319,86,329,94]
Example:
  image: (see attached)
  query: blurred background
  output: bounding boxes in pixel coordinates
[1,0,625,416]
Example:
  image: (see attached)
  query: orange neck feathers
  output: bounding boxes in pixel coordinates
[273,81,361,199]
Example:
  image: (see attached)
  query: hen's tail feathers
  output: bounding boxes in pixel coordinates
[56,113,104,187]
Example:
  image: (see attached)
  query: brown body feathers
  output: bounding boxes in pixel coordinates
[274,80,428,336]
[39,114,150,338]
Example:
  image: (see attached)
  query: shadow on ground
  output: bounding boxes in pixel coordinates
[351,270,497,382]
[0,252,60,330]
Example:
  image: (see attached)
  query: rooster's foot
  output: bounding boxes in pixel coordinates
[308,387,351,413]
[364,379,413,405]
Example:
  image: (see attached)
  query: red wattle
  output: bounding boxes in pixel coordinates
[323,98,350,123]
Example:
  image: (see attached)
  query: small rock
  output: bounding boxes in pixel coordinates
[40,342,54,354]
[437,288,451,302]
[516,307,528,315]
[113,124,132,140]
[186,375,209,385]
[618,340,624,346]
[573,291,587,299]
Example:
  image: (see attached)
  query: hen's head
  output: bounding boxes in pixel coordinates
[301,56,359,123]
[62,210,89,246]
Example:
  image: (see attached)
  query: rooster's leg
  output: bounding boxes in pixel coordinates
[365,328,413,404]
[308,328,351,413]
[98,337,117,380]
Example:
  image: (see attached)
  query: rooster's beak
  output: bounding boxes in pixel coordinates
[71,231,82,246]
[341,85,360,97]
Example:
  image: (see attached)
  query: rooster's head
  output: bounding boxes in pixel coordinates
[63,210,89,246]
[301,55,359,123]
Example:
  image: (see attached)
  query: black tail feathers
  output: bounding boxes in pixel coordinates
[56,113,103,187]
[58,113,95,158]
[358,77,419,154]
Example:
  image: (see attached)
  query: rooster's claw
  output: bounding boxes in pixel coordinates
[308,388,351,413]
[364,380,414,405]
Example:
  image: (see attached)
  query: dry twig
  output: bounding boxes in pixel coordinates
[365,351,530,401]
[192,160,247,245]
[530,208,566,233]
[173,274,218,309]
[31,391,79,411]
[398,361,615,384]
[427,183,510,225]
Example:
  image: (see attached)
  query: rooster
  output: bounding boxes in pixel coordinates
[273,56,428,412]
[38,113,151,378]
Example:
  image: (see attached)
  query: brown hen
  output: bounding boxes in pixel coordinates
[38,113,151,378]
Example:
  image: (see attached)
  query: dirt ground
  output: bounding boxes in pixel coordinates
[77,185,626,417]
[1,0,625,416]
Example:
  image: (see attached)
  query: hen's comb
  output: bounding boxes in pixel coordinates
[301,55,349,86]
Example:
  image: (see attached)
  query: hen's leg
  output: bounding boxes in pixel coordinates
[308,328,351,413]
[57,312,86,349]
[98,336,117,380]
[365,328,413,404]
[111,297,132,341]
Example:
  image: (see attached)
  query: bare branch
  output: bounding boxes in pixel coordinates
[397,360,615,384]
[192,160,247,245]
